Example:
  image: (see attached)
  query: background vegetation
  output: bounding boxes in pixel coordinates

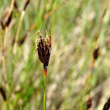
[0,0,110,110]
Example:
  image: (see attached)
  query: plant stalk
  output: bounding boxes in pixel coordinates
[5,102,9,110]
[44,68,47,110]
[13,10,25,54]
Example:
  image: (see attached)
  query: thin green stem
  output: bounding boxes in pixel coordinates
[44,69,47,110]
[5,102,9,110]
[13,11,25,54]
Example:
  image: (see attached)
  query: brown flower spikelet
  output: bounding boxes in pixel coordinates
[93,47,99,60]
[103,97,110,110]
[0,87,6,101]
[35,30,51,69]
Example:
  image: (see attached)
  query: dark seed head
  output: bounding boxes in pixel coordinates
[18,33,27,46]
[35,29,51,69]
[87,97,92,109]
[6,11,12,27]
[14,0,19,12]
[0,87,6,101]
[103,97,110,110]
[93,47,99,60]
[23,0,30,10]
[0,10,12,29]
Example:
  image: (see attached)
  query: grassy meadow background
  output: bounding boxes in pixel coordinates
[0,0,110,110]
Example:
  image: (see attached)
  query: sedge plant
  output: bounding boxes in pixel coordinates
[0,87,9,110]
[35,28,51,110]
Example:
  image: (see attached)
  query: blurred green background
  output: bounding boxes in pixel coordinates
[0,0,110,110]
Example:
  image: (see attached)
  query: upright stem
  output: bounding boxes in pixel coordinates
[44,68,47,110]
[13,10,25,54]
[5,102,9,110]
